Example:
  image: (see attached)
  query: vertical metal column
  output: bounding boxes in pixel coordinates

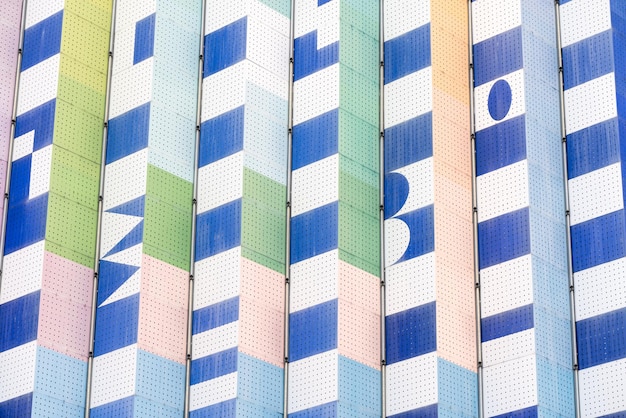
[379,1,386,417]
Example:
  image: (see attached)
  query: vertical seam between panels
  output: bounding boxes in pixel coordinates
[467,2,484,417]
[184,1,207,415]
[379,1,386,417]
[284,0,296,416]
[84,1,117,415]
[554,2,581,417]
[0,0,27,304]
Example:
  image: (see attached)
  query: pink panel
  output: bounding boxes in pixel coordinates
[338,260,379,314]
[138,255,188,364]
[38,251,93,361]
[240,259,284,367]
[432,89,471,176]
[437,300,476,371]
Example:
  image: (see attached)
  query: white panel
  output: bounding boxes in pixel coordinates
[483,355,538,417]
[249,0,290,37]
[24,0,64,28]
[103,149,148,211]
[205,0,246,34]
[569,163,623,226]
[0,242,45,304]
[392,157,434,217]
[384,217,411,267]
[12,131,35,162]
[28,145,52,199]
[386,253,435,316]
[290,250,338,313]
[293,63,339,125]
[248,61,289,101]
[99,268,141,307]
[294,0,339,48]
[474,69,525,132]
[100,213,143,258]
[194,247,241,310]
[482,329,535,367]
[384,0,430,41]
[111,24,137,75]
[579,358,626,418]
[386,352,438,416]
[477,160,529,223]
[91,345,138,408]
[472,0,521,44]
[189,372,238,411]
[197,152,243,214]
[564,72,617,134]
[560,0,612,48]
[192,322,239,360]
[17,54,60,115]
[384,67,432,128]
[102,243,143,266]
[201,61,246,122]
[114,0,156,30]
[0,341,37,403]
[247,16,290,79]
[288,350,339,414]
[291,155,338,217]
[575,257,626,321]
[108,58,154,119]
[481,255,533,317]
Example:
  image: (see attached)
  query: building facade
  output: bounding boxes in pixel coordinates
[0,0,624,417]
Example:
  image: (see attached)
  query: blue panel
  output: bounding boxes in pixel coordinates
[385,301,436,365]
[394,205,435,264]
[199,106,245,167]
[0,393,32,418]
[600,411,626,418]
[289,402,337,418]
[4,194,48,255]
[34,347,87,407]
[106,195,146,217]
[318,0,333,5]
[292,110,338,170]
[577,306,626,369]
[106,103,151,164]
[491,406,538,418]
[338,356,381,416]
[567,118,620,179]
[190,347,238,384]
[97,261,140,306]
[293,31,339,81]
[571,209,626,272]
[0,291,40,352]
[192,297,239,335]
[475,115,526,176]
[91,397,135,418]
[473,26,523,87]
[238,353,284,413]
[384,24,431,84]
[134,396,183,418]
[93,294,140,356]
[195,199,241,261]
[21,11,63,71]
[387,403,438,418]
[384,112,433,173]
[290,202,338,264]
[136,350,186,410]
[134,13,156,64]
[190,399,236,418]
[384,172,409,219]
[560,0,572,4]
[8,155,32,204]
[562,30,613,90]
[204,17,247,77]
[289,299,338,362]
[15,99,56,151]
[481,304,534,342]
[478,207,530,270]
[103,220,144,258]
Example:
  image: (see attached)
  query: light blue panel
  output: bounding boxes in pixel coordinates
[338,403,380,418]
[238,353,283,413]
[153,9,200,75]
[528,165,564,222]
[532,255,570,318]
[34,347,87,407]
[521,33,558,87]
[246,82,288,124]
[148,102,196,182]
[134,396,183,418]
[338,356,381,417]
[521,0,558,46]
[536,356,575,417]
[237,398,283,418]
[437,358,478,417]
[136,349,186,411]
[534,305,572,368]
[156,0,202,32]
[31,392,83,418]
[529,208,567,271]
[524,74,561,135]
[152,61,198,119]
[525,116,563,177]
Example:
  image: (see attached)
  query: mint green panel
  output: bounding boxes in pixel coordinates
[339,158,378,220]
[341,0,379,40]
[338,109,378,172]
[339,65,378,128]
[340,25,379,82]
[258,0,291,18]
[338,202,379,276]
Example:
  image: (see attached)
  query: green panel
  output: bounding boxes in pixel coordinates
[45,193,98,267]
[54,99,103,163]
[258,0,291,18]
[338,202,379,276]
[57,75,105,118]
[339,163,378,220]
[146,165,192,210]
[49,146,100,211]
[339,24,378,82]
[61,11,109,75]
[338,110,378,172]
[242,247,285,275]
[60,54,107,96]
[341,0,379,40]
[64,0,112,29]
[243,168,285,212]
[339,65,378,127]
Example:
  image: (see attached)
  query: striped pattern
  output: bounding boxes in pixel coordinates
[287,0,381,416]
[189,1,289,416]
[561,0,626,416]
[473,0,574,416]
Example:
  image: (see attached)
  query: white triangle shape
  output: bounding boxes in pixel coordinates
[102,243,143,267]
[100,212,143,257]
[99,267,141,308]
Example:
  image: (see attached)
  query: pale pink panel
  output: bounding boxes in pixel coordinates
[437,300,476,371]
[138,255,188,364]
[39,251,94,361]
[239,295,284,368]
[240,257,283,309]
[433,89,471,177]
[338,299,380,370]
[338,261,379,314]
